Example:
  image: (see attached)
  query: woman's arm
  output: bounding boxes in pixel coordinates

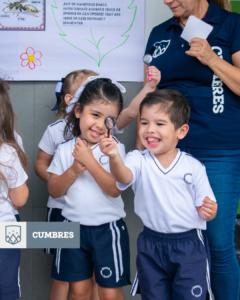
[186,38,240,96]
[9,182,29,207]
[34,150,53,182]
[116,66,161,130]
[135,64,149,150]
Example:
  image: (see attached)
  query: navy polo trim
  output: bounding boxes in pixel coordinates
[50,120,63,127]
[61,138,73,145]
[149,152,182,175]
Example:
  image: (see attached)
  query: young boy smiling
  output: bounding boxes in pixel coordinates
[100,89,218,300]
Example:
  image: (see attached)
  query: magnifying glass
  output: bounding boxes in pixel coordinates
[105,117,115,138]
[143,54,153,81]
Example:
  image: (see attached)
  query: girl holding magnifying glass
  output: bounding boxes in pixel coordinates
[47,78,131,300]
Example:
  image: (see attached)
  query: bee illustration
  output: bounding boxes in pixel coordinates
[2,0,41,17]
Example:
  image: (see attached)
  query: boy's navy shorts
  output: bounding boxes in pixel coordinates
[52,219,131,288]
[45,208,65,254]
[0,249,21,300]
[131,227,213,300]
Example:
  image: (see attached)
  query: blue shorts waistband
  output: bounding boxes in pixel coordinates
[143,226,200,242]
[64,218,124,230]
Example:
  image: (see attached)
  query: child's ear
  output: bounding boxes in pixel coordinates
[178,124,189,140]
[74,103,81,118]
[64,94,73,106]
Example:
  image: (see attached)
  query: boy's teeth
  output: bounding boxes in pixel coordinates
[148,138,159,143]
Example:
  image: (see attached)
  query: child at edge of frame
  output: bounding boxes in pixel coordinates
[0,79,29,300]
[99,89,218,300]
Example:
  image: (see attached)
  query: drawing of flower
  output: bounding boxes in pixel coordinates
[20,47,42,69]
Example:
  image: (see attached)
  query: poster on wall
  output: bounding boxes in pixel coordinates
[0,0,145,81]
[0,0,45,30]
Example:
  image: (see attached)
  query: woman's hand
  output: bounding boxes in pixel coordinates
[186,37,218,66]
[146,66,161,89]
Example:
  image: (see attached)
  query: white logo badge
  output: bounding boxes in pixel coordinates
[100,267,112,278]
[5,225,21,245]
[191,285,202,297]
[153,40,171,58]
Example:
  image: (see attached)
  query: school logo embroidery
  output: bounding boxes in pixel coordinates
[99,155,109,165]
[100,267,112,278]
[5,225,21,245]
[191,285,202,297]
[184,173,192,184]
[153,40,171,58]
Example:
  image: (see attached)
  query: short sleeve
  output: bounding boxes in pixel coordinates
[47,146,64,176]
[117,150,142,191]
[2,150,28,189]
[112,124,124,135]
[38,126,56,155]
[192,164,216,207]
[230,14,240,55]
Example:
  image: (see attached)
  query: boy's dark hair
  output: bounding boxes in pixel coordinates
[139,89,190,129]
[64,78,123,139]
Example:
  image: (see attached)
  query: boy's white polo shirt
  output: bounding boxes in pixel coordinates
[38,119,67,209]
[47,137,126,225]
[117,149,216,233]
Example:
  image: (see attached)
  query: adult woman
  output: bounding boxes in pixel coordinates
[136,0,240,299]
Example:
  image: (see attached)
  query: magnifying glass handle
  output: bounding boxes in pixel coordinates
[148,65,152,81]
[108,129,110,138]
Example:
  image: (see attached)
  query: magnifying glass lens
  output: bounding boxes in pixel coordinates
[143,54,152,65]
[105,118,115,129]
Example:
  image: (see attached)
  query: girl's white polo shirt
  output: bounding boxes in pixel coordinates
[38,119,67,209]
[117,149,216,233]
[0,144,28,222]
[39,119,123,210]
[47,137,126,225]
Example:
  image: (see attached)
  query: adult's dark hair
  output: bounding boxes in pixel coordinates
[139,89,190,129]
[64,78,124,139]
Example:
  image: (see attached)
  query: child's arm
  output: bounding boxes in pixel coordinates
[99,134,133,185]
[34,150,53,182]
[48,159,86,198]
[196,197,218,221]
[116,66,161,130]
[9,182,29,207]
[73,138,122,198]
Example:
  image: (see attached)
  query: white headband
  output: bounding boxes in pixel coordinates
[65,76,126,113]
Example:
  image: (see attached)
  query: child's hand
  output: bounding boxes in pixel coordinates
[72,138,94,167]
[99,134,119,159]
[197,197,218,221]
[71,159,87,176]
[147,66,161,89]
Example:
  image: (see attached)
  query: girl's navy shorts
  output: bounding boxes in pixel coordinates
[0,249,21,300]
[45,208,65,254]
[52,218,131,288]
[131,227,213,300]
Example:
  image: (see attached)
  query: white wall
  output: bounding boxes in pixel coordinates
[145,0,173,45]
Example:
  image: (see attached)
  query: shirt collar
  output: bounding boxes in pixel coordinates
[166,0,221,30]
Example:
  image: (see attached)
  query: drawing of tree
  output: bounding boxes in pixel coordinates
[51,0,138,67]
